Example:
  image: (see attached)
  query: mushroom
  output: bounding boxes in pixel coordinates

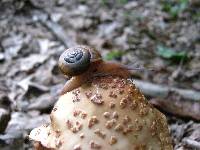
[29,46,173,150]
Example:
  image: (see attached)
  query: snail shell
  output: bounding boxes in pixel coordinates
[58,46,102,76]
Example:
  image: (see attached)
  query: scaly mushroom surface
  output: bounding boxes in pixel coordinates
[29,46,173,150]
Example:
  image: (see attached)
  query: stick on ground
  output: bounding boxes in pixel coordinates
[37,12,76,48]
[132,79,200,101]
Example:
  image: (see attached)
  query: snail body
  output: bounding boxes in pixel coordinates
[58,46,131,95]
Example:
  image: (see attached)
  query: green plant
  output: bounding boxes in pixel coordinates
[162,0,189,19]
[117,0,128,5]
[101,0,128,7]
[156,45,188,62]
[104,50,126,60]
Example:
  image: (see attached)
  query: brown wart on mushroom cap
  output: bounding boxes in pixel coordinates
[58,45,132,95]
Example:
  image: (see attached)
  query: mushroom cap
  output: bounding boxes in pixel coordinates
[29,76,172,150]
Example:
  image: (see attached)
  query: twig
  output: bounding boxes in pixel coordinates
[38,15,76,48]
[150,98,200,120]
[183,138,200,149]
[131,79,200,101]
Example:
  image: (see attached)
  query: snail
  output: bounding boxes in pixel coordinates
[29,46,173,150]
[58,45,132,95]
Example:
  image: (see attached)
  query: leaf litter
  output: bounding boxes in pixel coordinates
[0,0,200,149]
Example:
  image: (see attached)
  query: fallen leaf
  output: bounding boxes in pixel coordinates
[27,94,56,111]
[17,76,49,97]
[19,54,48,72]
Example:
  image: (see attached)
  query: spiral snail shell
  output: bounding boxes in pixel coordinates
[58,46,102,76]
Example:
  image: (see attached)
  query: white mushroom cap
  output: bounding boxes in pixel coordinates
[29,76,172,150]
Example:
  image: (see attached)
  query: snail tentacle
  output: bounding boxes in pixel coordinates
[96,61,132,78]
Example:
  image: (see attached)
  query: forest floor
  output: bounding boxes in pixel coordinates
[0,0,200,149]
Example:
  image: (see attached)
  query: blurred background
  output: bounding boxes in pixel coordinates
[0,0,200,149]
